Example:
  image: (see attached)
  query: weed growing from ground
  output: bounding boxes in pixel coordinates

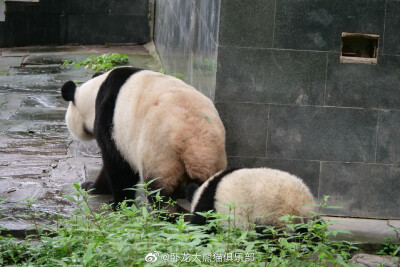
[378,237,400,257]
[0,183,358,266]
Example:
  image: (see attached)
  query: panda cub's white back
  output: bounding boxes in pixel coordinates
[190,168,315,229]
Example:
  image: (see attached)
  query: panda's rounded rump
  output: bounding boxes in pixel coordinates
[112,70,227,192]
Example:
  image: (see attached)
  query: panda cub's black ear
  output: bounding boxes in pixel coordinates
[61,81,76,102]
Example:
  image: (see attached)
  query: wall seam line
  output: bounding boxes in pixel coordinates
[374,111,381,163]
[265,104,271,159]
[323,52,329,106]
[271,0,277,48]
[382,0,388,54]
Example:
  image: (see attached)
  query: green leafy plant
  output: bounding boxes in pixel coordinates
[63,53,129,72]
[378,236,400,257]
[0,184,358,266]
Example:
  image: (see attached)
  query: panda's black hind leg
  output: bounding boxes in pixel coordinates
[101,156,140,208]
[81,166,111,194]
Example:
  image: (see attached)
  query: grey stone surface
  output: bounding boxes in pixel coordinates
[216,102,269,157]
[215,47,327,105]
[0,22,4,47]
[320,162,400,218]
[349,253,399,267]
[326,53,400,109]
[0,0,4,22]
[382,0,400,55]
[219,0,275,48]
[377,110,400,164]
[154,0,400,220]
[0,45,160,235]
[22,54,87,65]
[274,0,385,52]
[67,15,150,44]
[2,0,150,47]
[60,0,148,15]
[4,11,61,46]
[227,157,320,198]
[326,217,400,244]
[0,57,22,75]
[267,105,378,162]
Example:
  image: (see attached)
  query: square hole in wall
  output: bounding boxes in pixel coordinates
[340,33,379,64]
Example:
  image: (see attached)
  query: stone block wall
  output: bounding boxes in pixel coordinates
[1,0,150,47]
[155,0,400,219]
[215,0,400,218]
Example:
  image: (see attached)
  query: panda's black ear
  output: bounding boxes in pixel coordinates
[61,81,76,102]
[92,72,104,78]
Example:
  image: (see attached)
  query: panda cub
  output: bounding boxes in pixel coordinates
[61,67,227,209]
[188,168,315,230]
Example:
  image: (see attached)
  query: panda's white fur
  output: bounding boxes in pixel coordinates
[62,67,227,205]
[65,72,109,141]
[191,168,315,229]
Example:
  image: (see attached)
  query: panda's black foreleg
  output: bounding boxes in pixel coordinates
[81,166,112,194]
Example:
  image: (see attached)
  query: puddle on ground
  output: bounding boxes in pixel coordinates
[10,107,66,121]
[0,139,69,156]
[0,159,53,180]
[21,95,66,109]
[9,65,62,76]
[23,54,93,66]
[0,75,62,93]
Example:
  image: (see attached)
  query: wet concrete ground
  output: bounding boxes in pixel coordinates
[0,45,161,235]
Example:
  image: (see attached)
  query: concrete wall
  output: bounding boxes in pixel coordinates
[215,0,400,219]
[0,0,4,47]
[154,0,219,99]
[0,0,5,21]
[155,0,400,219]
[1,0,150,47]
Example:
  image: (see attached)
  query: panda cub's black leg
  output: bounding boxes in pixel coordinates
[81,166,111,194]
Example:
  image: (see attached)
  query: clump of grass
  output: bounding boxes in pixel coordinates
[63,53,129,72]
[0,183,358,266]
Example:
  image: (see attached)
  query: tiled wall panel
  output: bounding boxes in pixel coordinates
[155,0,400,218]
[214,0,400,218]
[320,162,400,218]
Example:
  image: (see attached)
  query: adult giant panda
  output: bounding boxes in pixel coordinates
[61,67,227,210]
[188,168,315,230]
